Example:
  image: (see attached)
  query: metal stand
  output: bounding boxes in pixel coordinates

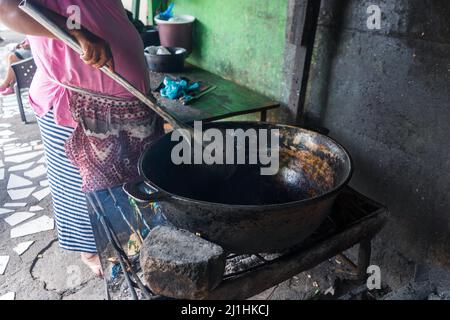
[96,187,387,300]
[357,239,372,281]
[86,193,154,300]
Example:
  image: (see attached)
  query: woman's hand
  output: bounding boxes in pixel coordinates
[70,28,115,71]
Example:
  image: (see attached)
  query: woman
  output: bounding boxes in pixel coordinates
[0,38,32,95]
[0,0,164,276]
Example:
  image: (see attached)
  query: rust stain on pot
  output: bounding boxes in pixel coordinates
[281,147,335,198]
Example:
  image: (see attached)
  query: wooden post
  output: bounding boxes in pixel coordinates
[286,0,322,124]
[132,0,141,19]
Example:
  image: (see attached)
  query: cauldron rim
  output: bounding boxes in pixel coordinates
[138,122,354,209]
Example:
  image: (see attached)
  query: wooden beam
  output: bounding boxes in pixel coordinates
[286,0,322,124]
[132,0,141,19]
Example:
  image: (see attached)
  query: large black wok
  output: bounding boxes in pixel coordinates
[124,122,352,254]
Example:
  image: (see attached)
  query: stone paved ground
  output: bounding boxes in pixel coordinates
[0,29,104,300]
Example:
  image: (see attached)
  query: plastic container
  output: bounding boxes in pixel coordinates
[144,46,187,73]
[140,26,160,48]
[154,15,195,54]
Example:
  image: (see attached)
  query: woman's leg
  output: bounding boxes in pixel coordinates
[0,53,20,89]
[36,111,103,277]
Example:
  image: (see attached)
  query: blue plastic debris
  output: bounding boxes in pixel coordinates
[111,263,122,280]
[141,228,150,238]
[159,3,175,21]
[160,76,200,101]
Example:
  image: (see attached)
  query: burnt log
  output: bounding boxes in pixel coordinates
[140,226,226,299]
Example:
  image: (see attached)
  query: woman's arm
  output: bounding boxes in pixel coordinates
[0,0,114,70]
[0,0,62,37]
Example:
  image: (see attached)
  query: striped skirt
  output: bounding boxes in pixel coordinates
[36,111,97,253]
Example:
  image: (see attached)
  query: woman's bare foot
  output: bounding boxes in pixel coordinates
[80,252,104,278]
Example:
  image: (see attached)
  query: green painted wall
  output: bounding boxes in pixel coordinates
[172,0,288,103]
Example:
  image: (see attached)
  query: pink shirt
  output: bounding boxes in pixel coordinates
[28,0,149,128]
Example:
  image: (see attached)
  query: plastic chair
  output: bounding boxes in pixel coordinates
[11,57,37,123]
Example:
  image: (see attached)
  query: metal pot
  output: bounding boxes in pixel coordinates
[124,122,352,254]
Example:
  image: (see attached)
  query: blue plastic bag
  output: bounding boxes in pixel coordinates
[160,77,200,101]
[159,3,175,21]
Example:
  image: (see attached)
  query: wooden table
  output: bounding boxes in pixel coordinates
[149,65,280,124]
